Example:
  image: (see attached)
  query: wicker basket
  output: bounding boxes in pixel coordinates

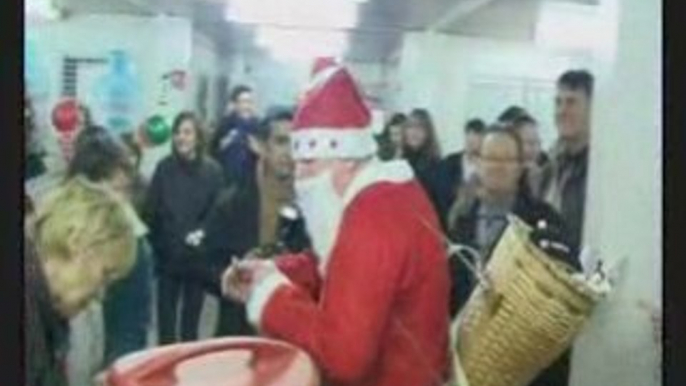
[452,215,604,386]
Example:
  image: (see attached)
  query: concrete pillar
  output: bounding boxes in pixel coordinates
[569,0,662,384]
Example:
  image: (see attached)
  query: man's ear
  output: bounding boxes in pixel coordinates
[247,135,265,156]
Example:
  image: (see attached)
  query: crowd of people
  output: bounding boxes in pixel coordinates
[24,62,594,386]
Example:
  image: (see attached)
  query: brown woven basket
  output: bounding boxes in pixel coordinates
[452,216,603,386]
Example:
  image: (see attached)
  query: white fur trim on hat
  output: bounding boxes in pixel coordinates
[291,128,378,160]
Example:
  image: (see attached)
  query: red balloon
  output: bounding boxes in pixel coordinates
[51,98,80,134]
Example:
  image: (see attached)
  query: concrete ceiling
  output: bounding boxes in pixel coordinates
[54,0,601,62]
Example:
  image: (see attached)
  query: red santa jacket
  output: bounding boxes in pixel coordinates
[246,160,451,386]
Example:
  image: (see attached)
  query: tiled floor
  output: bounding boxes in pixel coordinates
[147,284,221,345]
[68,284,222,386]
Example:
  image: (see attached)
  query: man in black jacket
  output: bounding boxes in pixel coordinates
[210,85,261,185]
[192,110,309,336]
[538,70,594,253]
[442,118,486,210]
[448,127,581,386]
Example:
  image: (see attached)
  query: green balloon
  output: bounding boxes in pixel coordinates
[145,115,171,145]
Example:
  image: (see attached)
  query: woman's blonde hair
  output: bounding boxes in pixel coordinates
[33,177,136,281]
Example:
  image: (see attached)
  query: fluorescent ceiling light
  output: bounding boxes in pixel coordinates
[226,0,360,30]
[256,26,349,62]
[535,3,607,52]
[25,0,61,21]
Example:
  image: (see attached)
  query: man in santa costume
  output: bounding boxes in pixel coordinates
[222,58,451,386]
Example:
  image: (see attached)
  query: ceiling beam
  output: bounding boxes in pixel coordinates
[428,0,499,32]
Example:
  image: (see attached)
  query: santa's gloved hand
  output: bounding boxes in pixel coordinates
[185,229,206,248]
[529,219,582,271]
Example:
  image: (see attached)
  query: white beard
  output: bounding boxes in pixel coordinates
[295,169,345,265]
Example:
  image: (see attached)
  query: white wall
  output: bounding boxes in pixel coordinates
[224,50,390,118]
[570,0,662,384]
[25,14,231,179]
[189,30,225,128]
[225,50,308,114]
[28,14,193,125]
[396,33,596,155]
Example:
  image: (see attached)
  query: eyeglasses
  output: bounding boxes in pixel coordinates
[478,156,521,165]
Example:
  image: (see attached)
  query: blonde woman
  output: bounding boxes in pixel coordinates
[25,177,136,386]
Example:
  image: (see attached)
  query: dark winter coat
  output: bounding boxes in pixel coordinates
[210,113,260,185]
[188,173,310,297]
[537,144,589,251]
[447,191,574,317]
[441,151,467,210]
[143,153,224,277]
[449,185,578,386]
[405,151,453,231]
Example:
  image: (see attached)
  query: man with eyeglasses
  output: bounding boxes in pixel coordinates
[446,126,579,318]
[447,126,582,386]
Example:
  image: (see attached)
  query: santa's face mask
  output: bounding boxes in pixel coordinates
[295,167,344,262]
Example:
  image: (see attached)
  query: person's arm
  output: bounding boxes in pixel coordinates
[246,202,405,383]
[188,162,230,246]
[142,163,165,258]
[273,253,321,298]
[209,119,230,158]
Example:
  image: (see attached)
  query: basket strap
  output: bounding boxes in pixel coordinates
[450,313,471,386]
[412,210,491,290]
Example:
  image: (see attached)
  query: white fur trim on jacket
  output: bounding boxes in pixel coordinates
[246,269,291,327]
[342,158,415,207]
[291,128,378,160]
[316,158,415,276]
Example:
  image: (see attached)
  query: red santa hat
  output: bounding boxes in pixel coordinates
[291,58,377,160]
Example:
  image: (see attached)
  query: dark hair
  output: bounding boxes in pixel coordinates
[79,104,94,127]
[25,94,35,133]
[498,106,528,123]
[119,132,142,170]
[68,125,133,182]
[230,85,253,102]
[375,113,407,160]
[510,114,538,131]
[387,113,407,128]
[254,110,294,142]
[405,108,442,160]
[484,123,525,162]
[557,69,594,97]
[380,113,407,139]
[172,111,207,156]
[25,94,36,148]
[465,118,486,134]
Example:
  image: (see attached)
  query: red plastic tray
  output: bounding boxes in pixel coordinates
[106,337,320,386]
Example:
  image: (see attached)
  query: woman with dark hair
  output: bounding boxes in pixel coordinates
[376,113,406,161]
[403,108,451,229]
[403,108,441,161]
[144,111,224,344]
